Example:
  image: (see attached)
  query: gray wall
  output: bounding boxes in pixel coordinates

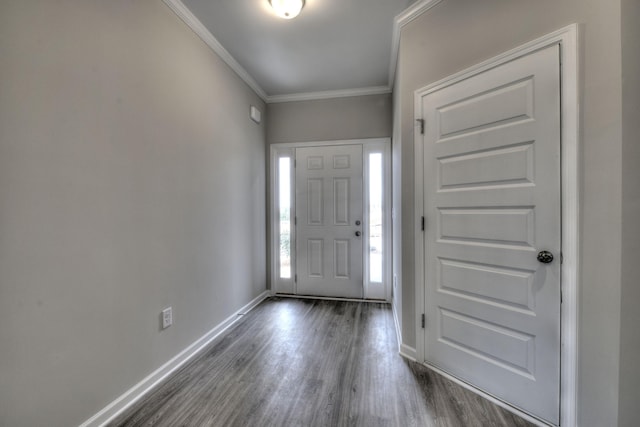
[265,94,392,292]
[394,0,626,425]
[0,1,266,426]
[619,0,640,425]
[266,94,392,145]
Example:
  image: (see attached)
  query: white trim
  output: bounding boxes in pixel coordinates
[391,297,418,362]
[557,24,580,427]
[423,362,551,427]
[273,293,387,304]
[163,0,446,103]
[363,141,392,301]
[162,0,439,104]
[162,0,268,100]
[269,138,390,150]
[387,296,421,362]
[163,0,392,104]
[389,0,445,88]
[269,138,392,302]
[414,91,426,365]
[399,344,417,362]
[79,291,270,427]
[266,86,391,104]
[413,24,579,427]
[392,299,402,351]
[270,147,296,295]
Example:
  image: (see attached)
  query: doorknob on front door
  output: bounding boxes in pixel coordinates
[355,231,361,237]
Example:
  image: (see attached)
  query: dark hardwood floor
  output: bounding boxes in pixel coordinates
[111,297,535,427]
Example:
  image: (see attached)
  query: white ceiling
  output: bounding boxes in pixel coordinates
[177,0,417,101]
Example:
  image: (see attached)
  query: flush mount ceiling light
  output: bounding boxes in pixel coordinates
[269,0,305,19]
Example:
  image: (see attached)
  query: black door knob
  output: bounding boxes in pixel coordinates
[537,251,554,264]
[355,231,361,237]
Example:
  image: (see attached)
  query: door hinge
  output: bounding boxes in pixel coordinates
[421,216,425,231]
[295,274,297,283]
[416,118,425,135]
[421,313,425,329]
[294,216,297,226]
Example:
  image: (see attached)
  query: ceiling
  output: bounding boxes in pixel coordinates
[172,0,418,102]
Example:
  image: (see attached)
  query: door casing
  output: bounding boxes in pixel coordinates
[414,25,579,426]
[270,138,392,301]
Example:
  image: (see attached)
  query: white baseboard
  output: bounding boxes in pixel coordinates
[392,301,402,351]
[399,343,417,361]
[273,293,388,304]
[79,291,270,427]
[392,301,417,362]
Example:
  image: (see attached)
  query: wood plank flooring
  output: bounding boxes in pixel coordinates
[111,297,535,427]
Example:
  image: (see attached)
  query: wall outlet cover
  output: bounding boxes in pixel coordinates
[162,307,172,329]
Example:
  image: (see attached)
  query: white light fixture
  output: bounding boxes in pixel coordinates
[269,0,305,19]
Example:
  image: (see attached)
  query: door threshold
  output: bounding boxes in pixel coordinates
[273,293,388,304]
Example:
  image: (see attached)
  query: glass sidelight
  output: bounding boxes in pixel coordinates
[368,152,383,284]
[363,142,390,300]
[278,157,292,279]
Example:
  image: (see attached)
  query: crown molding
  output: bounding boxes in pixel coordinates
[266,86,391,104]
[388,0,444,88]
[163,0,268,101]
[163,0,443,103]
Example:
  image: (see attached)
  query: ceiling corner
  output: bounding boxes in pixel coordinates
[388,0,446,87]
[162,0,269,101]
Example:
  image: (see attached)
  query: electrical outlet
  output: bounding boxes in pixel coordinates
[162,307,172,329]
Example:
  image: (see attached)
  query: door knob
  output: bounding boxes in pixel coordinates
[355,231,361,237]
[537,250,554,264]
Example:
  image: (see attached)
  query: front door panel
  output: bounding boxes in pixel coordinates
[296,145,363,298]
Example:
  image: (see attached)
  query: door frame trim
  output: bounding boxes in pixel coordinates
[413,24,579,426]
[269,138,392,301]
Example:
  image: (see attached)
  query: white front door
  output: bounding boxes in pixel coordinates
[295,145,364,298]
[419,44,561,424]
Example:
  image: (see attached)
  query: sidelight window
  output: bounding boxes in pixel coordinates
[278,157,292,279]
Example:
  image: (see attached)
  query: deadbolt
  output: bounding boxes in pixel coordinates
[537,250,554,264]
[355,220,361,226]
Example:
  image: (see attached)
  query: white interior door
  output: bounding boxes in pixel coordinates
[419,45,561,424]
[295,145,364,298]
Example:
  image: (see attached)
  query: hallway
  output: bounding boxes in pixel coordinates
[112,298,533,426]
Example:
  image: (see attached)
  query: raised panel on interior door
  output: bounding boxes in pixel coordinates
[439,258,535,311]
[438,207,535,248]
[307,239,323,278]
[334,239,350,279]
[439,309,535,378]
[307,156,324,170]
[422,43,561,425]
[437,78,534,140]
[438,141,534,191]
[306,179,323,225]
[333,155,351,169]
[333,178,350,225]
